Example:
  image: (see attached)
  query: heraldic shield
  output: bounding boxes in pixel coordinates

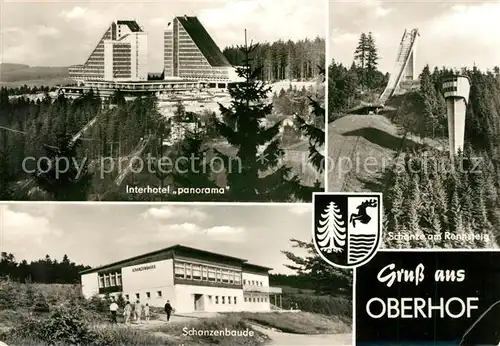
[312,192,382,269]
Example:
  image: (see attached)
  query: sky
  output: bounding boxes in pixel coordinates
[0,0,326,72]
[0,203,312,275]
[329,0,500,73]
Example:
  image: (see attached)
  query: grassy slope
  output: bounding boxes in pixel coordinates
[327,113,446,192]
[233,311,351,334]
[1,282,348,346]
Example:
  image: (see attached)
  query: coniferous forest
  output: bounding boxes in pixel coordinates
[383,66,500,248]
[329,32,500,248]
[224,38,325,81]
[0,40,325,202]
[0,252,90,284]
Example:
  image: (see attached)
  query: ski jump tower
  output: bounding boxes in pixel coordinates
[379,28,419,105]
[442,75,470,159]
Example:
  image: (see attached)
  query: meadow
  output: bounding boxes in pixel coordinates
[0,282,352,346]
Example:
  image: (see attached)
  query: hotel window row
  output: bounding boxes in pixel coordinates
[213,296,237,304]
[98,272,122,288]
[244,295,269,303]
[243,279,263,286]
[174,260,242,285]
[125,291,163,301]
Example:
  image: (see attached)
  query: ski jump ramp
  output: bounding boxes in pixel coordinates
[379,28,419,105]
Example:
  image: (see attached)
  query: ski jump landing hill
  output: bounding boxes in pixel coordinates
[379,28,419,106]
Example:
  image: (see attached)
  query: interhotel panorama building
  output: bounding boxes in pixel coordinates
[80,245,283,313]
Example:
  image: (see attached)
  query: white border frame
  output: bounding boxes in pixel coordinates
[353,248,500,346]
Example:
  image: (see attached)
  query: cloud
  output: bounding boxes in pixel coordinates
[204,226,244,235]
[59,6,87,20]
[1,26,23,34]
[198,0,325,47]
[152,224,245,243]
[2,206,61,243]
[374,6,392,17]
[36,25,59,37]
[288,205,311,215]
[166,223,201,233]
[142,206,208,221]
[150,17,166,26]
[203,226,245,242]
[428,3,500,44]
[331,30,358,44]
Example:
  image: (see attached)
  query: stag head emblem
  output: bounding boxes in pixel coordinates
[349,199,377,228]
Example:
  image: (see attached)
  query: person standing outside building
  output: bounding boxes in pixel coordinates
[164,300,173,321]
[123,301,132,324]
[134,300,142,323]
[109,298,118,324]
[144,303,150,321]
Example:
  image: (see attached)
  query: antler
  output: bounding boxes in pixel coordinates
[361,199,378,207]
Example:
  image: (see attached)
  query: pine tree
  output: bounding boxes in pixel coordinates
[0,134,14,200]
[293,66,325,199]
[354,33,368,70]
[214,32,302,202]
[366,32,379,89]
[32,134,92,201]
[404,174,429,247]
[445,183,467,248]
[169,129,220,202]
[384,171,410,248]
[281,238,352,296]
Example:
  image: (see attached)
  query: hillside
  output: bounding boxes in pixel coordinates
[0,63,72,87]
[329,60,500,249]
[0,63,69,81]
[0,63,30,73]
[0,282,351,346]
[327,113,445,191]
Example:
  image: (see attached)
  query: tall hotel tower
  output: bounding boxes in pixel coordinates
[164,16,240,85]
[69,20,148,82]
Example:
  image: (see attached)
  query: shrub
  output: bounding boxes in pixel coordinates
[10,306,102,345]
[281,293,352,319]
[86,294,109,313]
[32,293,50,313]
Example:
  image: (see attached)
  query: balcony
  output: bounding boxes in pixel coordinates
[243,285,282,294]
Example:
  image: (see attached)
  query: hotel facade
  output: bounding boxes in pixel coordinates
[164,16,242,86]
[69,20,148,82]
[80,245,282,313]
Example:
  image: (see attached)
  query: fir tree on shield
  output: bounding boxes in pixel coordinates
[317,201,347,253]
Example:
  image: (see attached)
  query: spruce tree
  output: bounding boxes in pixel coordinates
[366,32,379,89]
[445,182,466,248]
[405,174,429,247]
[169,129,220,202]
[32,134,92,201]
[214,32,302,202]
[384,171,410,248]
[293,66,325,199]
[282,238,352,296]
[354,33,368,69]
[0,134,14,200]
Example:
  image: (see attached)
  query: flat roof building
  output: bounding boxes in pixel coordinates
[69,20,148,82]
[80,244,282,313]
[164,16,243,86]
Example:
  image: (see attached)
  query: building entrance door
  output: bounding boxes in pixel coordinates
[194,294,204,311]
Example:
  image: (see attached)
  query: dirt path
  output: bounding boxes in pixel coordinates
[250,323,352,346]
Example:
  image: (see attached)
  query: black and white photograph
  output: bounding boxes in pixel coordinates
[0,0,326,202]
[355,250,500,346]
[327,0,500,248]
[0,203,352,345]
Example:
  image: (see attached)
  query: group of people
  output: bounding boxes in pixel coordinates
[108,297,174,324]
